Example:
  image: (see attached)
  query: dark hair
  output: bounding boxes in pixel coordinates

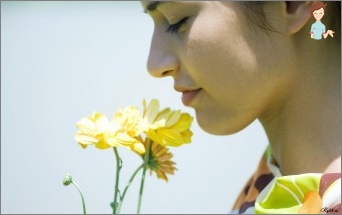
[239,1,340,39]
[238,2,277,33]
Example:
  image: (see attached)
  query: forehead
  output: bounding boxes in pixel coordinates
[313,7,324,13]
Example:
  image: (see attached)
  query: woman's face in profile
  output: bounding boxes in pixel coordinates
[141,1,298,135]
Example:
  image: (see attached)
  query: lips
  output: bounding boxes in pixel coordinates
[180,89,201,107]
[174,86,202,106]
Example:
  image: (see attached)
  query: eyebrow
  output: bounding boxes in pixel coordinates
[144,1,174,13]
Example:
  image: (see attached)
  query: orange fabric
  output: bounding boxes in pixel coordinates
[297,191,322,214]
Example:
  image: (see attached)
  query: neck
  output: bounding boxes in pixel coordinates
[259,39,341,176]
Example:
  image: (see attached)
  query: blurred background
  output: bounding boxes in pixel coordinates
[1,1,268,214]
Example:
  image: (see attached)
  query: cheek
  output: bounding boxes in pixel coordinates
[181,12,297,135]
[184,10,258,88]
[183,17,265,134]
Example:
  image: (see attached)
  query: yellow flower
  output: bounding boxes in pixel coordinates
[74,112,115,149]
[74,111,145,154]
[143,138,177,181]
[141,99,193,147]
[113,105,143,137]
[113,106,145,154]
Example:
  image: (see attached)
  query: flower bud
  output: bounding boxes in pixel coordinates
[63,174,73,186]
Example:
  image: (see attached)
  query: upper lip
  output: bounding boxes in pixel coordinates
[174,86,201,93]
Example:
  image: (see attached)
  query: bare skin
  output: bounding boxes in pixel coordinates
[141,1,341,176]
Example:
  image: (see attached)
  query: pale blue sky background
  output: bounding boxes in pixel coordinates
[1,1,268,213]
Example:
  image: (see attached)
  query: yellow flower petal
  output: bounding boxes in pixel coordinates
[170,113,193,132]
[142,99,193,147]
[95,138,112,149]
[145,129,163,144]
[144,99,160,124]
[154,108,171,124]
[158,129,184,147]
[76,118,96,135]
[78,143,88,149]
[164,110,181,127]
[181,130,193,143]
[131,142,146,154]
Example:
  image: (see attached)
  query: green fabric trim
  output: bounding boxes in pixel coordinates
[263,145,272,161]
[255,173,321,214]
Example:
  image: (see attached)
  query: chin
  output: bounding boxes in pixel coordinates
[196,112,246,135]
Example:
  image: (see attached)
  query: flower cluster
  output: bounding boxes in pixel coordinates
[75,99,193,155]
[67,99,193,214]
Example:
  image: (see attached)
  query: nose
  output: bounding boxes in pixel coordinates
[147,31,179,78]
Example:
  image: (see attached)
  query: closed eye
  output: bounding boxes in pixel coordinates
[165,17,189,34]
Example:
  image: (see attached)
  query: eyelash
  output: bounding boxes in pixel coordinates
[165,17,189,34]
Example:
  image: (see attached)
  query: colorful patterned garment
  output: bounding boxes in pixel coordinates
[231,146,341,214]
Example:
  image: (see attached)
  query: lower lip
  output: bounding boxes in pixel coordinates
[182,89,201,106]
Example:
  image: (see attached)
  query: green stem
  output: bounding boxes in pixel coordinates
[137,139,152,214]
[113,147,121,214]
[116,164,144,214]
[71,181,87,214]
